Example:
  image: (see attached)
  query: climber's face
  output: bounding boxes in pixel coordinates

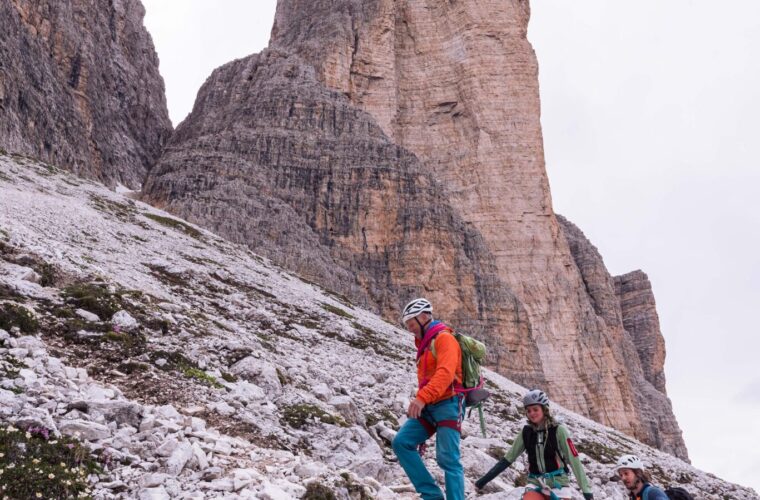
[525,404,544,424]
[618,469,640,491]
[405,312,431,339]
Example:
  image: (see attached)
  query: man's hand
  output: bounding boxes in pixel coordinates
[406,397,426,419]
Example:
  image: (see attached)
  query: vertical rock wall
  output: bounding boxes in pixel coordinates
[0,0,172,187]
[267,0,688,457]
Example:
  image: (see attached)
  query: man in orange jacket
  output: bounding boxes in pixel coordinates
[392,298,464,500]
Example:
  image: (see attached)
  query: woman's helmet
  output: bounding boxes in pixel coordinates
[615,454,645,472]
[401,298,433,324]
[522,389,550,408]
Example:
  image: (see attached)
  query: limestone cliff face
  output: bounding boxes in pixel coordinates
[142,49,545,387]
[559,216,688,459]
[268,0,687,457]
[614,271,668,395]
[0,0,171,187]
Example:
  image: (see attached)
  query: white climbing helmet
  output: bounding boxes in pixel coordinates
[401,298,433,324]
[615,454,645,472]
[522,389,550,408]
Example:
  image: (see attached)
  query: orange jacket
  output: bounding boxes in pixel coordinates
[415,326,463,405]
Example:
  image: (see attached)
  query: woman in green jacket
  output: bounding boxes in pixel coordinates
[475,389,594,500]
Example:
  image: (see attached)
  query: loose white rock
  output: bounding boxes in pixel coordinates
[112,310,138,331]
[76,308,101,322]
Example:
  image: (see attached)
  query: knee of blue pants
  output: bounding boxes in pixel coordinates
[392,428,414,454]
[435,429,462,472]
[391,434,403,454]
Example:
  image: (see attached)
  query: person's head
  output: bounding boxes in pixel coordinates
[615,455,649,492]
[401,298,433,338]
[522,389,551,426]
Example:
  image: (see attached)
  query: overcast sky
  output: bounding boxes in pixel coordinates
[143,1,760,492]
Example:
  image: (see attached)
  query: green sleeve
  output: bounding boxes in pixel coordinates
[556,425,592,494]
[504,428,526,463]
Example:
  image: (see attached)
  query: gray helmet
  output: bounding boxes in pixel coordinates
[401,298,433,324]
[615,454,645,472]
[523,389,550,408]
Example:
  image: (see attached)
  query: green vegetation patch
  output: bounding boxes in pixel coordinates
[486,445,507,460]
[149,350,222,389]
[0,356,24,380]
[0,303,38,333]
[143,213,203,240]
[116,361,151,375]
[0,424,99,499]
[37,162,58,177]
[281,404,347,429]
[302,482,337,500]
[62,283,120,321]
[210,272,276,299]
[36,262,58,287]
[102,331,146,349]
[364,408,399,430]
[338,472,373,500]
[88,195,137,222]
[182,367,223,389]
[577,440,619,465]
[320,302,355,319]
[145,264,189,289]
[276,368,290,386]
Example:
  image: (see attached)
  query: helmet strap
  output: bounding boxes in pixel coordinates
[415,315,432,333]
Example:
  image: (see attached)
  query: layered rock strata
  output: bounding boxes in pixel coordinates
[614,271,668,395]
[142,49,545,387]
[267,0,687,457]
[558,215,687,459]
[0,0,171,187]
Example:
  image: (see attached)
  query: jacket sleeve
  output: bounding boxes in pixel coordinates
[556,425,592,494]
[416,332,460,404]
[504,428,527,463]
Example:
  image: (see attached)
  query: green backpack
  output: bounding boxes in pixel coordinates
[431,331,491,436]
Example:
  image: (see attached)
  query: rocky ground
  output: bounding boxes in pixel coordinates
[1,152,756,498]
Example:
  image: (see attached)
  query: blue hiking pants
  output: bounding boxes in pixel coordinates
[392,396,464,500]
